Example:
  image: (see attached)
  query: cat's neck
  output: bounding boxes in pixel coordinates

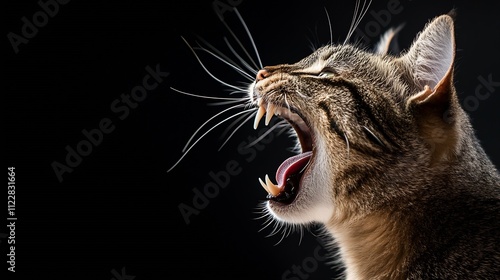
[327,210,411,280]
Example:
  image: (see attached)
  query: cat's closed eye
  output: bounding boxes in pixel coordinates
[317,68,337,78]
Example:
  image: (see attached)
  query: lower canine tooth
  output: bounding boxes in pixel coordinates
[265,174,280,196]
[258,177,271,194]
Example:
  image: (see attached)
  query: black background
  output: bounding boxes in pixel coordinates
[5,1,500,279]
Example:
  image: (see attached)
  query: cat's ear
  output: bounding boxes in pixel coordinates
[374,24,404,55]
[402,14,459,162]
[403,14,456,104]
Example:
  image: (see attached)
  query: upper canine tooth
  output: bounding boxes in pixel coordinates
[254,105,266,129]
[265,103,276,125]
[257,98,263,106]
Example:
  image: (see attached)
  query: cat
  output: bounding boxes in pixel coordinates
[249,10,500,280]
[170,4,500,280]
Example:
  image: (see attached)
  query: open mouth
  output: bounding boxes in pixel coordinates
[253,99,314,204]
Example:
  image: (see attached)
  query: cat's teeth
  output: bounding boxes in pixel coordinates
[257,98,263,106]
[258,175,280,196]
[258,177,271,194]
[254,105,266,129]
[265,103,276,125]
[265,174,280,196]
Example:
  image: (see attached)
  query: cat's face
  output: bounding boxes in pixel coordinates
[250,15,457,225]
[250,45,402,224]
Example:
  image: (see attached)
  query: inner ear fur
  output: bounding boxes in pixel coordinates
[403,14,460,163]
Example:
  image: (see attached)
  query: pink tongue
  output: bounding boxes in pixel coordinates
[276,151,313,188]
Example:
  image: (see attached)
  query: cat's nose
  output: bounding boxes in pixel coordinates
[256,69,269,81]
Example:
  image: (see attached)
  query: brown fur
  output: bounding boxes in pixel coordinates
[329,211,411,280]
[251,13,500,279]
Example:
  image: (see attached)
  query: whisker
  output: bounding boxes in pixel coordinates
[220,15,260,71]
[220,86,252,96]
[167,108,255,172]
[267,221,283,238]
[234,8,263,69]
[170,87,242,101]
[276,120,292,136]
[363,125,386,148]
[344,133,350,160]
[357,1,372,31]
[244,120,285,148]
[273,225,289,246]
[252,204,272,220]
[260,220,276,234]
[259,215,277,233]
[193,46,254,81]
[324,7,333,45]
[218,110,256,151]
[352,0,368,41]
[344,0,372,45]
[181,103,247,153]
[346,0,372,45]
[181,36,246,92]
[260,210,280,235]
[344,0,360,45]
[195,35,248,74]
[284,94,291,112]
[224,37,259,75]
[285,225,294,239]
[253,213,269,220]
[298,227,305,246]
[307,36,317,52]
[295,85,310,99]
[207,99,248,106]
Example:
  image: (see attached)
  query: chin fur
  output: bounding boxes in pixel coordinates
[266,138,334,224]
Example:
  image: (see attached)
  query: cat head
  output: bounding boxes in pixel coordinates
[251,14,463,225]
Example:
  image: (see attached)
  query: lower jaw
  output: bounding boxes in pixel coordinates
[267,196,334,225]
[267,178,308,219]
[268,172,302,204]
[266,199,310,224]
[269,152,313,205]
